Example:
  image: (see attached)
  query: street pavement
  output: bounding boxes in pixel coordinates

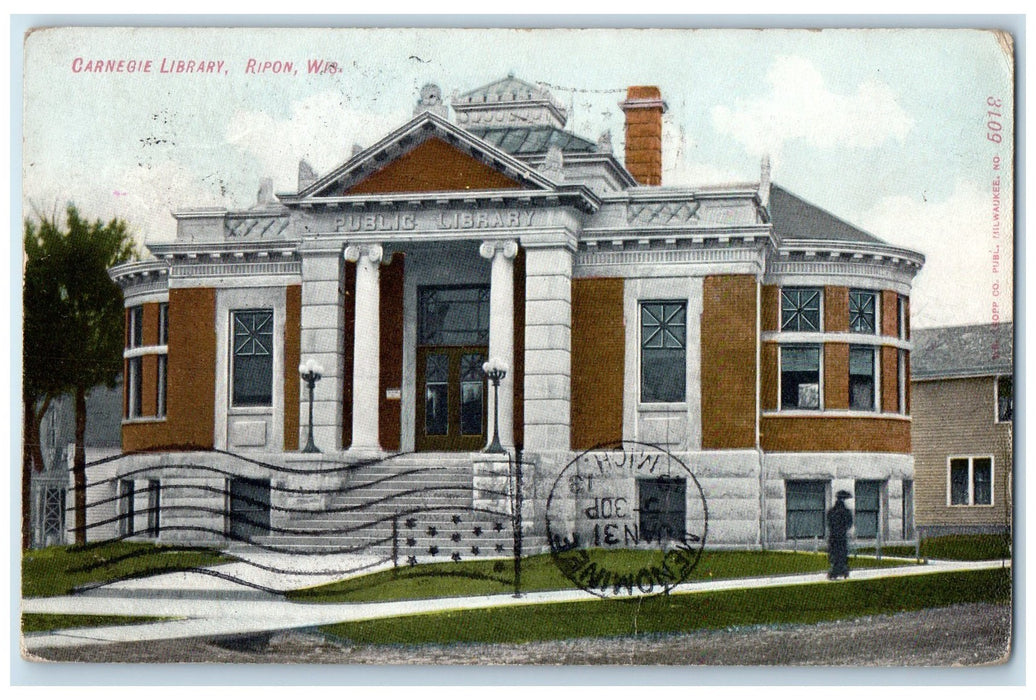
[20,555,1010,653]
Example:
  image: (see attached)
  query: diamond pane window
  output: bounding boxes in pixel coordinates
[232,310,273,407]
[849,290,877,334]
[640,302,686,403]
[780,289,821,332]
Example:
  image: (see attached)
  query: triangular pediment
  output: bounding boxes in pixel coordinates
[345,137,525,195]
[293,111,556,200]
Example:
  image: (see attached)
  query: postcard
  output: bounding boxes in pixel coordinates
[19,25,1014,668]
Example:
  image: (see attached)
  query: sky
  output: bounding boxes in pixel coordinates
[20,26,1015,329]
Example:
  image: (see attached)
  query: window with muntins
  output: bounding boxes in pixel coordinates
[949,457,993,506]
[849,346,876,411]
[849,290,877,334]
[232,310,274,407]
[640,301,686,403]
[786,480,827,539]
[780,345,820,410]
[780,288,821,332]
[997,376,1013,422]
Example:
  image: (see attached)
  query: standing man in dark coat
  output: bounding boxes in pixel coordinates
[827,490,853,580]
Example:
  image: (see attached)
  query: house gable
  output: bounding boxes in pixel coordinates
[345,137,525,195]
[290,112,557,202]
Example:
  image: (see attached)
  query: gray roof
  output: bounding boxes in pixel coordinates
[466,126,597,156]
[769,184,886,245]
[911,322,1013,379]
[455,75,559,105]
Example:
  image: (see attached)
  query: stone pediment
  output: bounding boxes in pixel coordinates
[287,111,557,201]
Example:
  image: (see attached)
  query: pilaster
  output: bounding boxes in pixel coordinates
[299,248,345,452]
[523,245,573,451]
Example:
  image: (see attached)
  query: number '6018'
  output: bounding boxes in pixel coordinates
[987,96,1003,143]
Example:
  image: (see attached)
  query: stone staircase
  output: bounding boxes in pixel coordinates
[249,454,516,562]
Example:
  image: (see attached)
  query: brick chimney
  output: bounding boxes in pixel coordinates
[620,86,667,186]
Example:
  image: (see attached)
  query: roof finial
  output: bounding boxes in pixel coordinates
[414,83,448,119]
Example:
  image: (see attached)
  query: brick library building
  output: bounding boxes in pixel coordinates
[104,77,925,554]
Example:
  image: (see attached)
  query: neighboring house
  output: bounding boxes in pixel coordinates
[30,381,122,547]
[911,323,1013,537]
[105,76,925,553]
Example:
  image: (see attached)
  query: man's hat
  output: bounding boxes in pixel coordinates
[836,490,853,500]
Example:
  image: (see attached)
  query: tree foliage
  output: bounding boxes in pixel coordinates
[23,205,136,546]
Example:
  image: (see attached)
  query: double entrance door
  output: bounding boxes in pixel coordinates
[416,285,489,452]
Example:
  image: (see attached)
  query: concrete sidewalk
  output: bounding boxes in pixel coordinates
[21,557,1010,652]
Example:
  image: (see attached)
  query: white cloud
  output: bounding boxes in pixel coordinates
[224,91,412,195]
[662,118,750,187]
[859,179,1012,329]
[712,55,915,158]
[22,159,226,248]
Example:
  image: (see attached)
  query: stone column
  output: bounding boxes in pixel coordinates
[299,246,346,452]
[523,245,573,452]
[480,240,518,450]
[344,243,383,454]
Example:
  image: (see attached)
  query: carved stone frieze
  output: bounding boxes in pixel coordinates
[627,201,701,226]
[224,216,291,239]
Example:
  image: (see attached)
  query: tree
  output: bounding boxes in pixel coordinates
[23,206,136,547]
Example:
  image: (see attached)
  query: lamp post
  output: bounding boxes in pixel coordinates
[482,357,508,454]
[299,359,324,453]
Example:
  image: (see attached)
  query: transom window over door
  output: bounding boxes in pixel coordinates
[419,286,490,346]
[232,309,273,407]
[640,301,686,403]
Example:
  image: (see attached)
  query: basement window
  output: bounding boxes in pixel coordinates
[785,480,827,539]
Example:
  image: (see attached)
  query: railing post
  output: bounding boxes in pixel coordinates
[512,451,523,598]
[391,515,399,574]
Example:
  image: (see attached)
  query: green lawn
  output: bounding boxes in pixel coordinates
[320,567,1010,647]
[858,534,1012,561]
[21,613,170,634]
[22,542,234,598]
[288,549,907,603]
